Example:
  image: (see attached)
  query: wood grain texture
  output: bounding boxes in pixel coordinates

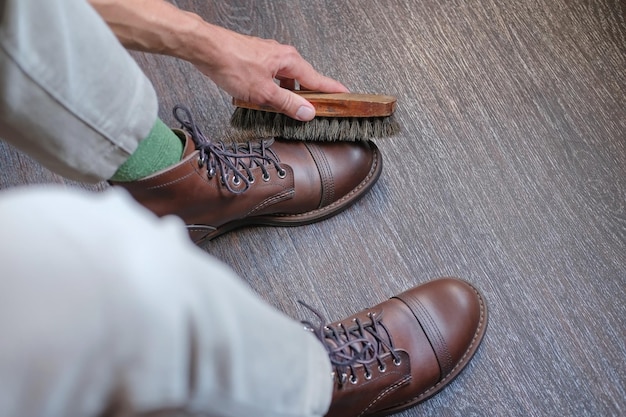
[233,92,397,116]
[1,0,624,416]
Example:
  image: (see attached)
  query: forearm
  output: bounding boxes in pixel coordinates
[88,0,260,92]
[88,0,348,119]
[88,0,220,62]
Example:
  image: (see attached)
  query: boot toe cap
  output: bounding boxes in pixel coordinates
[318,140,381,202]
[270,139,382,219]
[395,277,488,379]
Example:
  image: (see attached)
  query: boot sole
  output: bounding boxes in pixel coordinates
[200,143,383,242]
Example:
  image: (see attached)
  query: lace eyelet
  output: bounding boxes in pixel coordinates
[393,357,402,366]
[248,176,255,184]
[378,364,387,373]
[262,172,271,182]
[232,176,241,186]
[277,168,287,179]
[350,374,358,384]
[364,371,372,380]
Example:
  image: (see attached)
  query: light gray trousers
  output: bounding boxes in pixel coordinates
[0,0,332,416]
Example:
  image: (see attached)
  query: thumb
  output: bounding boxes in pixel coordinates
[271,86,316,121]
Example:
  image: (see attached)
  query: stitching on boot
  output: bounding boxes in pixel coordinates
[400,283,487,407]
[304,142,335,208]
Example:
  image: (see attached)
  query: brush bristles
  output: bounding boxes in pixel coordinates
[230,108,400,141]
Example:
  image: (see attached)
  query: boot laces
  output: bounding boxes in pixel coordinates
[173,105,286,194]
[300,301,401,387]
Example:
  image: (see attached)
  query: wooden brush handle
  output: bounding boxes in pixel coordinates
[232,92,397,117]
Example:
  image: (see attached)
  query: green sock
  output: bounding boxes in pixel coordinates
[111,118,184,182]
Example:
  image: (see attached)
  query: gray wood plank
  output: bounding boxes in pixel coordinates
[1,0,624,416]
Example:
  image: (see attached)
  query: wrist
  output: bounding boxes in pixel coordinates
[172,17,227,67]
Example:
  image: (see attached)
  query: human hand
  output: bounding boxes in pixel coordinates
[191,26,349,121]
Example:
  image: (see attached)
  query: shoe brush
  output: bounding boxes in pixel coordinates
[230,91,399,141]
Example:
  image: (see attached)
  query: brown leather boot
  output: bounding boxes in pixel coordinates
[302,278,488,417]
[112,106,382,243]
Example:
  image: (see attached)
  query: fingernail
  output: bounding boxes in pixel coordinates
[295,106,315,121]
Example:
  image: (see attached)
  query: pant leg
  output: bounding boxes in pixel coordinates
[0,0,157,183]
[0,186,333,417]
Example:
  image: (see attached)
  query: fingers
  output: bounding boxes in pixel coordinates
[298,74,350,94]
[199,30,348,121]
[277,75,349,94]
[266,48,348,120]
[277,77,296,90]
[277,51,349,94]
[265,83,317,121]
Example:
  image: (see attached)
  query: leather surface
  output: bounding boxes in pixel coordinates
[112,130,381,242]
[325,278,487,417]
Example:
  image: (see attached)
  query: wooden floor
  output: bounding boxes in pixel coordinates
[1,0,624,416]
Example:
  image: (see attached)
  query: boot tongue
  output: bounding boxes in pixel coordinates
[172,129,197,158]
